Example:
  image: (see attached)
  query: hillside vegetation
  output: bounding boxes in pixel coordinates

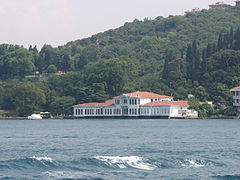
[0,6,239,116]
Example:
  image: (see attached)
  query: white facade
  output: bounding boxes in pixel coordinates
[230,86,240,115]
[236,0,240,7]
[209,2,229,9]
[73,91,198,118]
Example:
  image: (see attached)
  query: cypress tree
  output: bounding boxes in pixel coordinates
[186,40,201,81]
[206,43,212,58]
[201,47,208,75]
[162,51,173,80]
[186,44,193,79]
[217,34,224,50]
[32,46,38,53]
[234,27,240,50]
[28,45,33,51]
[229,27,234,49]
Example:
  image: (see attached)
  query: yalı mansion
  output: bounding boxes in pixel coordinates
[230,86,240,116]
[73,91,198,118]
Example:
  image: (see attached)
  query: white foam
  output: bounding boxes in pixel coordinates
[44,171,96,179]
[94,156,156,170]
[44,171,74,178]
[179,159,205,168]
[31,156,54,162]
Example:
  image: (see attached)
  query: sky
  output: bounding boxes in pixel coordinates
[0,0,235,49]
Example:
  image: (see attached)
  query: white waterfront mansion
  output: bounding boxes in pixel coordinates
[73,91,198,118]
[230,86,240,115]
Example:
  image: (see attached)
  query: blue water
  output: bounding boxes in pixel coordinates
[0,119,240,180]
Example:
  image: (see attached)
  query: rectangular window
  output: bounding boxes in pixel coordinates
[167,109,169,114]
[116,99,120,104]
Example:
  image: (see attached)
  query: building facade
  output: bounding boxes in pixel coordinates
[209,2,229,9]
[236,0,240,7]
[185,8,202,14]
[73,91,198,118]
[230,86,240,116]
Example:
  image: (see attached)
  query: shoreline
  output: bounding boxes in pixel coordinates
[0,116,239,120]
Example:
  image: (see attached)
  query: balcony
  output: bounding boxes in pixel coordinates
[233,95,240,99]
[233,103,240,106]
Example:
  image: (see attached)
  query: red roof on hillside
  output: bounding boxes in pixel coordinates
[142,101,189,106]
[209,1,227,5]
[74,99,115,107]
[230,86,240,91]
[122,91,172,98]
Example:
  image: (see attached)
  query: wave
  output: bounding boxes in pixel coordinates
[178,159,205,168]
[93,156,157,170]
[30,156,54,162]
[0,177,17,180]
[0,156,58,170]
[44,170,105,180]
[212,174,240,180]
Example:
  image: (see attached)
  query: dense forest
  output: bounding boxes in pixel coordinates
[0,6,239,117]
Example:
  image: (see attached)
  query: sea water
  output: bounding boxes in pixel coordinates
[0,119,239,180]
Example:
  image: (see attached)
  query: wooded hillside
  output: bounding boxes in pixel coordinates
[0,6,239,116]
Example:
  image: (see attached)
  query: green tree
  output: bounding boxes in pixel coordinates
[1,48,35,78]
[84,58,127,96]
[1,82,46,116]
[38,45,59,71]
[50,96,75,116]
[47,64,58,73]
[188,98,214,117]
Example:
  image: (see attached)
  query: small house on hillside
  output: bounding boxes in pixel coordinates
[235,0,240,7]
[209,2,229,9]
[230,86,240,116]
[185,8,202,13]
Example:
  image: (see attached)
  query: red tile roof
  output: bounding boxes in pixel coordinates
[122,91,172,98]
[74,99,115,107]
[209,1,228,6]
[230,86,240,91]
[142,101,189,106]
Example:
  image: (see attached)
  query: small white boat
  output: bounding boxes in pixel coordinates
[27,114,42,120]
